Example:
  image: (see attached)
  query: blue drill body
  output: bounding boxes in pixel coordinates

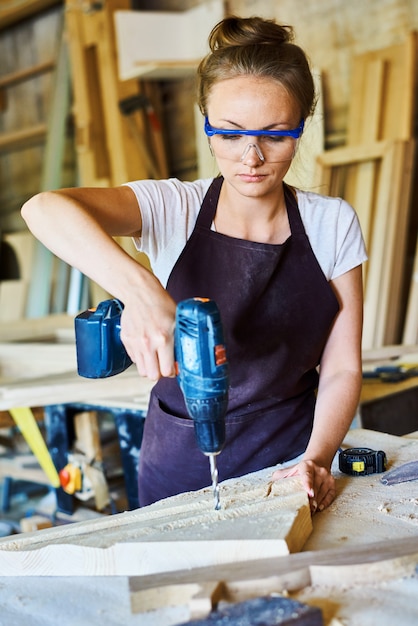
[174,298,228,456]
[75,297,228,459]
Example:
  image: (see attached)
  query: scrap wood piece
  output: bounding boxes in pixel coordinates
[129,535,418,617]
[0,474,311,576]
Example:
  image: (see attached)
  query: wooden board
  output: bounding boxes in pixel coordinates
[0,0,61,30]
[317,139,415,349]
[65,0,154,187]
[0,474,311,576]
[0,366,152,411]
[0,314,74,342]
[315,33,418,349]
[347,32,417,144]
[129,536,418,618]
[114,1,224,81]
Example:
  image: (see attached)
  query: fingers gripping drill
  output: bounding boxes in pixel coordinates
[74,297,229,509]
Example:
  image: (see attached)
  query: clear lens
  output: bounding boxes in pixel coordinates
[210,134,297,163]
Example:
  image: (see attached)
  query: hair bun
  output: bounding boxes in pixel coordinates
[209,16,293,52]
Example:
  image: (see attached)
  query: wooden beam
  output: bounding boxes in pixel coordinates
[317,140,388,167]
[0,123,47,153]
[129,535,418,616]
[0,61,55,89]
[0,0,61,30]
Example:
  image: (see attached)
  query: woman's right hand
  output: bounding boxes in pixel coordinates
[120,274,177,381]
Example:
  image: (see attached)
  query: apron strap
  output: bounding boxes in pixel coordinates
[196,177,306,237]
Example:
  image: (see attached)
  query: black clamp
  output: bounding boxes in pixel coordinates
[339,447,387,476]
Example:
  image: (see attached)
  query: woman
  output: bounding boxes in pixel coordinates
[21,16,367,512]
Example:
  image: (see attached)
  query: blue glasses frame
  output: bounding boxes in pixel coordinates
[204,116,305,139]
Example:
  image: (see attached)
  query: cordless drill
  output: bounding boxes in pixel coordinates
[74,297,229,509]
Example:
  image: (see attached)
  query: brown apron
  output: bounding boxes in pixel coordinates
[138,177,339,506]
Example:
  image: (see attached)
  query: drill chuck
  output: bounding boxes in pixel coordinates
[183,397,227,455]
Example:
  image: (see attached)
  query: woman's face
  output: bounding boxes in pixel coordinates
[206,75,302,199]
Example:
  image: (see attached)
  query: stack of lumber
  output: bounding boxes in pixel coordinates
[316,34,418,349]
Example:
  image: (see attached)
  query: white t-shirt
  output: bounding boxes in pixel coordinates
[126,178,368,287]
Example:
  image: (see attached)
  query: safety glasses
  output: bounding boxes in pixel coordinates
[204,117,304,163]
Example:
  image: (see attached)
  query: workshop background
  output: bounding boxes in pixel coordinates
[0,0,418,529]
[1,2,418,625]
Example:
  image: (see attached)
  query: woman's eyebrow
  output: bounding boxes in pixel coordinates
[218,118,292,131]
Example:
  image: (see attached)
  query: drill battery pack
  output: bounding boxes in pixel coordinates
[75,299,132,378]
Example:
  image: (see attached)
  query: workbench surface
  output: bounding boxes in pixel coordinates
[0,429,417,625]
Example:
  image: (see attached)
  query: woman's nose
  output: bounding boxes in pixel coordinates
[240,142,265,163]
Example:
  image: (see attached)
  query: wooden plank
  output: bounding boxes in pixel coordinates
[65,0,150,187]
[0,313,74,342]
[0,60,55,89]
[363,140,415,347]
[0,342,77,381]
[0,366,152,411]
[114,2,224,81]
[0,0,61,30]
[317,140,387,167]
[0,474,312,576]
[0,123,47,153]
[362,343,418,362]
[347,32,417,143]
[0,454,49,485]
[317,34,418,350]
[317,139,415,348]
[129,536,418,616]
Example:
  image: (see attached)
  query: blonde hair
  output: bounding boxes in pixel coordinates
[197,16,316,120]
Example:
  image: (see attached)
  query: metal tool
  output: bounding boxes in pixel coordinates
[381,460,418,485]
[363,365,418,383]
[177,595,323,626]
[75,297,229,510]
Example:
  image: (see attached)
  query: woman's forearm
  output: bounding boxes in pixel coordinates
[303,368,362,469]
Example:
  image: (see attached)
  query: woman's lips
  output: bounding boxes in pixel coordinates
[238,172,267,182]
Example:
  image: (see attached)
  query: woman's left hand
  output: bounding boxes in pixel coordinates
[271,460,336,514]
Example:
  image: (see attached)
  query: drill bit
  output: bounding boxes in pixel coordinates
[209,454,221,510]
